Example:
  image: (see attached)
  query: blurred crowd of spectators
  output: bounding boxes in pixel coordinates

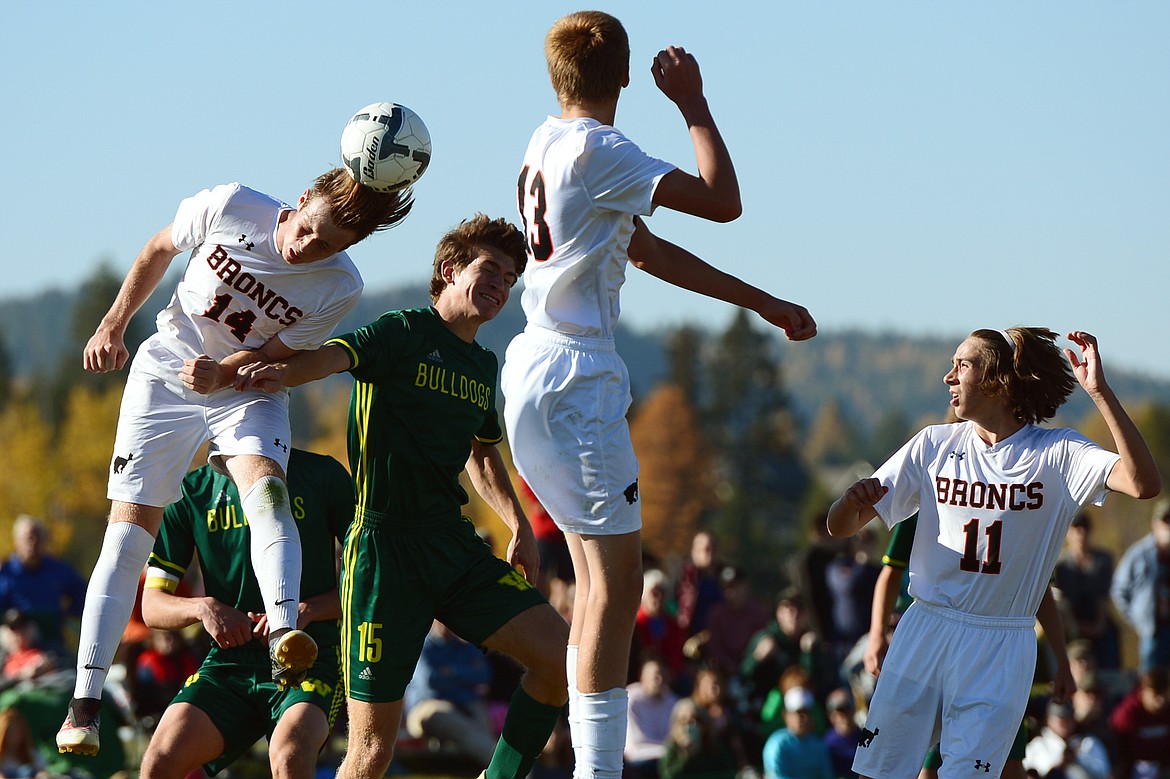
[0,497,1167,779]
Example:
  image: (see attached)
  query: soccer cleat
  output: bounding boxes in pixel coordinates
[56,698,101,756]
[270,629,317,688]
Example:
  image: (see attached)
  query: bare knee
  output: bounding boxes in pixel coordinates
[268,740,317,779]
[340,730,396,778]
[140,743,189,779]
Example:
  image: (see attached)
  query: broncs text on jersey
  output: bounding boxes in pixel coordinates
[206,245,304,326]
[935,476,1044,511]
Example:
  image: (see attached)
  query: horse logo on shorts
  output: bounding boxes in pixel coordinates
[858,727,879,748]
[624,480,639,505]
[113,453,134,474]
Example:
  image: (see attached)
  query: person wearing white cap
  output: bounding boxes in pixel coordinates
[762,687,834,779]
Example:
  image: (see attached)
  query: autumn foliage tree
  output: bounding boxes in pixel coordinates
[630,384,715,562]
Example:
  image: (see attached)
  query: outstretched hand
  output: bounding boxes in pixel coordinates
[651,45,704,109]
[506,522,541,586]
[757,297,817,342]
[201,601,258,649]
[83,326,130,373]
[842,478,889,511]
[1064,331,1107,396]
[234,362,286,393]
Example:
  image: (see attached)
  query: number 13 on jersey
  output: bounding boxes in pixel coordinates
[517,165,553,262]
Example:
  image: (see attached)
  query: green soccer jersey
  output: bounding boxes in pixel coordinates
[146,449,354,647]
[326,307,503,520]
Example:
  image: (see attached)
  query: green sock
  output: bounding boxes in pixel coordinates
[485,686,563,779]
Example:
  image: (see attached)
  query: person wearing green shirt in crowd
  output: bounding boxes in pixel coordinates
[137,447,353,779]
[231,213,569,779]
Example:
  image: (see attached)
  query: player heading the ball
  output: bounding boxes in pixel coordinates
[57,141,416,757]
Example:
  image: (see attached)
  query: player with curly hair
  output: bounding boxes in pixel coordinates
[829,328,1160,779]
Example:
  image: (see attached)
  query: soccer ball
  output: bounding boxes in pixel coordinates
[340,102,431,193]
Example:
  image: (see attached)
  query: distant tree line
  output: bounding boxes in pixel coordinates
[2,267,1169,598]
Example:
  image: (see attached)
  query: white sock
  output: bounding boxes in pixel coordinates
[566,644,580,702]
[241,476,301,633]
[74,521,156,699]
[570,687,627,779]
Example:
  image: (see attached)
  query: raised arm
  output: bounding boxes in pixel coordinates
[84,225,183,373]
[1065,332,1161,500]
[464,439,538,582]
[627,220,816,341]
[650,46,741,222]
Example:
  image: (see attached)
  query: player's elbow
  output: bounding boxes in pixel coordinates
[140,598,164,628]
[705,197,742,223]
[1134,480,1162,501]
[1121,469,1161,501]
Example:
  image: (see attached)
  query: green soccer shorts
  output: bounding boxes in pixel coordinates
[171,644,343,775]
[340,512,547,703]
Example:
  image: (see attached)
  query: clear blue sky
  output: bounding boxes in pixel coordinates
[2,1,1167,378]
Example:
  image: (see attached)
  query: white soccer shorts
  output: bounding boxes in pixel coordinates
[852,600,1036,779]
[107,360,292,507]
[502,327,642,536]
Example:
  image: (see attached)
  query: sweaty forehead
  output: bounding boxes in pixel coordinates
[953,338,983,363]
[302,199,353,239]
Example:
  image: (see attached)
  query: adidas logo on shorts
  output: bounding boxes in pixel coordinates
[358,667,375,681]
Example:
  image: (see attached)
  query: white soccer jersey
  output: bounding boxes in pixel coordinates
[872,421,1120,618]
[145,183,362,377]
[515,117,675,339]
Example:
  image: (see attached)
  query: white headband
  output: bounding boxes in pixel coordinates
[998,329,1017,357]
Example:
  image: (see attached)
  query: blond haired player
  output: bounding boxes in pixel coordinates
[505,11,816,779]
[57,169,410,756]
[828,328,1159,779]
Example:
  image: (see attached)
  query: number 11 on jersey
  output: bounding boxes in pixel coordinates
[959,518,1003,574]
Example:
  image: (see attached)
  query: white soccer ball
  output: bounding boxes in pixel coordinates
[340,102,432,193]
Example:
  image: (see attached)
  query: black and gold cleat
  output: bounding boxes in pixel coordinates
[270,628,317,688]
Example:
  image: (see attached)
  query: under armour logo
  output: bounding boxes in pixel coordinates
[274,438,289,453]
[949,452,966,461]
[113,453,134,474]
[973,761,992,773]
[238,234,254,251]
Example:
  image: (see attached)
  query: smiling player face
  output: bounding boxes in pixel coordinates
[444,246,518,322]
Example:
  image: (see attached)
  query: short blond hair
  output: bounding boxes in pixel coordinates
[307,168,412,242]
[545,10,629,105]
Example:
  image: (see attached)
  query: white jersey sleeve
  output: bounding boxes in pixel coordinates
[171,184,233,252]
[139,183,363,379]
